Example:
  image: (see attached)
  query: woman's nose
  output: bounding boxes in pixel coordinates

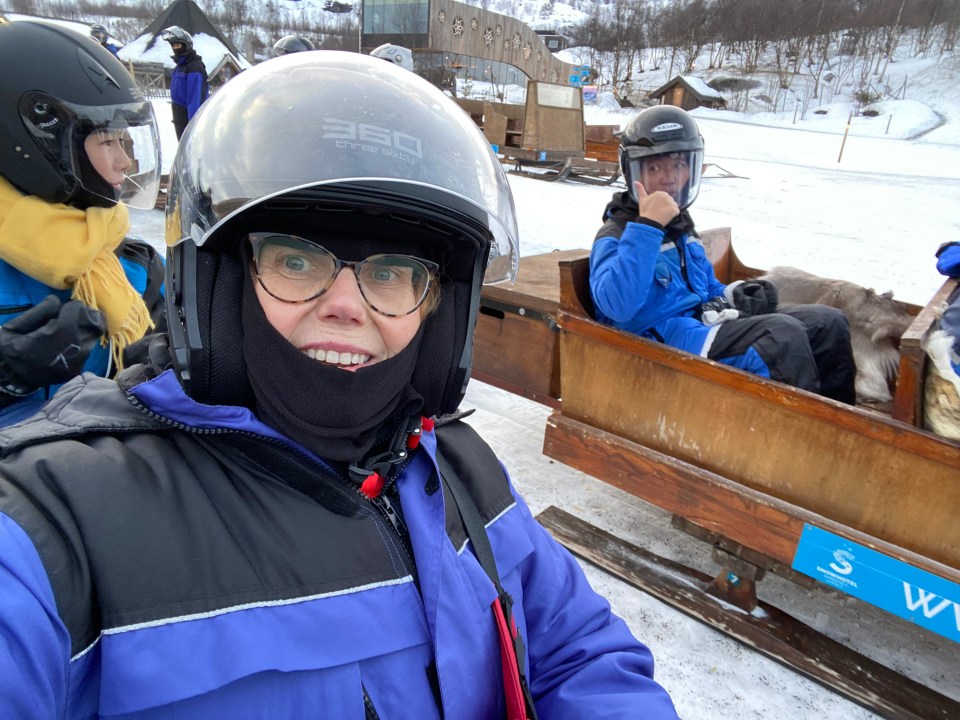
[315,268,366,319]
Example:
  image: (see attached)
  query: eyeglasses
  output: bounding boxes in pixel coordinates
[250,233,438,317]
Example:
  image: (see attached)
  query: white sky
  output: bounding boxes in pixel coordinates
[121,34,960,720]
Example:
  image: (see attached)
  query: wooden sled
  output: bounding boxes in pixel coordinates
[702,161,750,179]
[546,156,622,186]
[472,230,960,716]
[542,229,959,574]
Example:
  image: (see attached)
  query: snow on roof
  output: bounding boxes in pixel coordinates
[118,32,251,71]
[680,75,723,100]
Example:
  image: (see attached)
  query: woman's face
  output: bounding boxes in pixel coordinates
[254,259,424,372]
[83,130,132,188]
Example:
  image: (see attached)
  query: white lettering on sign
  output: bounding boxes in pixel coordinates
[323,118,422,163]
[902,583,957,628]
[829,549,854,576]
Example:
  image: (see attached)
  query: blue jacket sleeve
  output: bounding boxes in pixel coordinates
[936,242,960,278]
[590,222,665,323]
[0,512,71,718]
[510,493,679,718]
[185,72,206,120]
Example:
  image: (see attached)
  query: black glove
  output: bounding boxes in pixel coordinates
[121,332,173,371]
[724,279,779,318]
[695,296,739,326]
[0,295,108,396]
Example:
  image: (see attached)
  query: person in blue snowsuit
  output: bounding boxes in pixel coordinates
[0,21,165,427]
[935,241,960,375]
[591,105,856,403]
[161,26,209,139]
[0,52,680,719]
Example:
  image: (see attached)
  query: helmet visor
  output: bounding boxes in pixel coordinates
[623,148,703,210]
[20,92,161,209]
[165,51,519,284]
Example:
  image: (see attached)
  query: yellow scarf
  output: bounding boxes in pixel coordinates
[0,176,153,370]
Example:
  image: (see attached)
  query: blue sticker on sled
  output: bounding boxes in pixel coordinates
[792,524,959,643]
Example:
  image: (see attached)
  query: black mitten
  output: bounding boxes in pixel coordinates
[0,295,108,395]
[724,280,779,318]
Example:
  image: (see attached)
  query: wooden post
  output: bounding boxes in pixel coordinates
[837,110,853,163]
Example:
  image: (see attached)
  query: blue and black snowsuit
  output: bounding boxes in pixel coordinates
[0,369,679,718]
[169,49,208,139]
[590,191,856,402]
[0,238,165,426]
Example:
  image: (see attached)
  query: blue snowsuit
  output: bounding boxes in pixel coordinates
[0,239,164,426]
[0,369,680,718]
[169,49,208,139]
[590,192,856,402]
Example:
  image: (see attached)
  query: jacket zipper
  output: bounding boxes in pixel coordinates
[125,392,424,707]
[0,304,34,316]
[363,684,380,720]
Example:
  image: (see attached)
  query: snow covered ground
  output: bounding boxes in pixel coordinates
[121,47,960,720]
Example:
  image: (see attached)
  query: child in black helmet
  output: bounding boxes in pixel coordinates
[0,20,166,426]
[0,51,680,719]
[591,105,857,403]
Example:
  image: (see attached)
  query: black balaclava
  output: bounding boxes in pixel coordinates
[171,44,187,59]
[664,208,696,242]
[241,269,425,464]
[69,127,120,209]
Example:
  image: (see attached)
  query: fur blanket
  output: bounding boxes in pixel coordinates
[759,267,913,403]
[922,329,960,441]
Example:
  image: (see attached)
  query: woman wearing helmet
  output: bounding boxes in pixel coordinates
[0,20,165,426]
[590,105,856,403]
[0,52,679,718]
[161,26,209,139]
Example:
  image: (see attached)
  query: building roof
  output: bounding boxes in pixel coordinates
[118,0,250,71]
[649,75,724,103]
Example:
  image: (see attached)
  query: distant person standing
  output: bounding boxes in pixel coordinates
[89,23,121,57]
[161,26,208,140]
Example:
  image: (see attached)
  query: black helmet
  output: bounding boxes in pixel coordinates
[619,105,704,209]
[164,51,519,415]
[0,21,161,209]
[273,35,315,55]
[161,26,193,50]
[90,23,109,44]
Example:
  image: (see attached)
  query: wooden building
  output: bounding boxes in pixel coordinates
[360,0,578,87]
[649,75,725,111]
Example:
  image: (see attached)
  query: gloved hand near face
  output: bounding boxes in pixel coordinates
[724,279,779,318]
[0,294,108,395]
